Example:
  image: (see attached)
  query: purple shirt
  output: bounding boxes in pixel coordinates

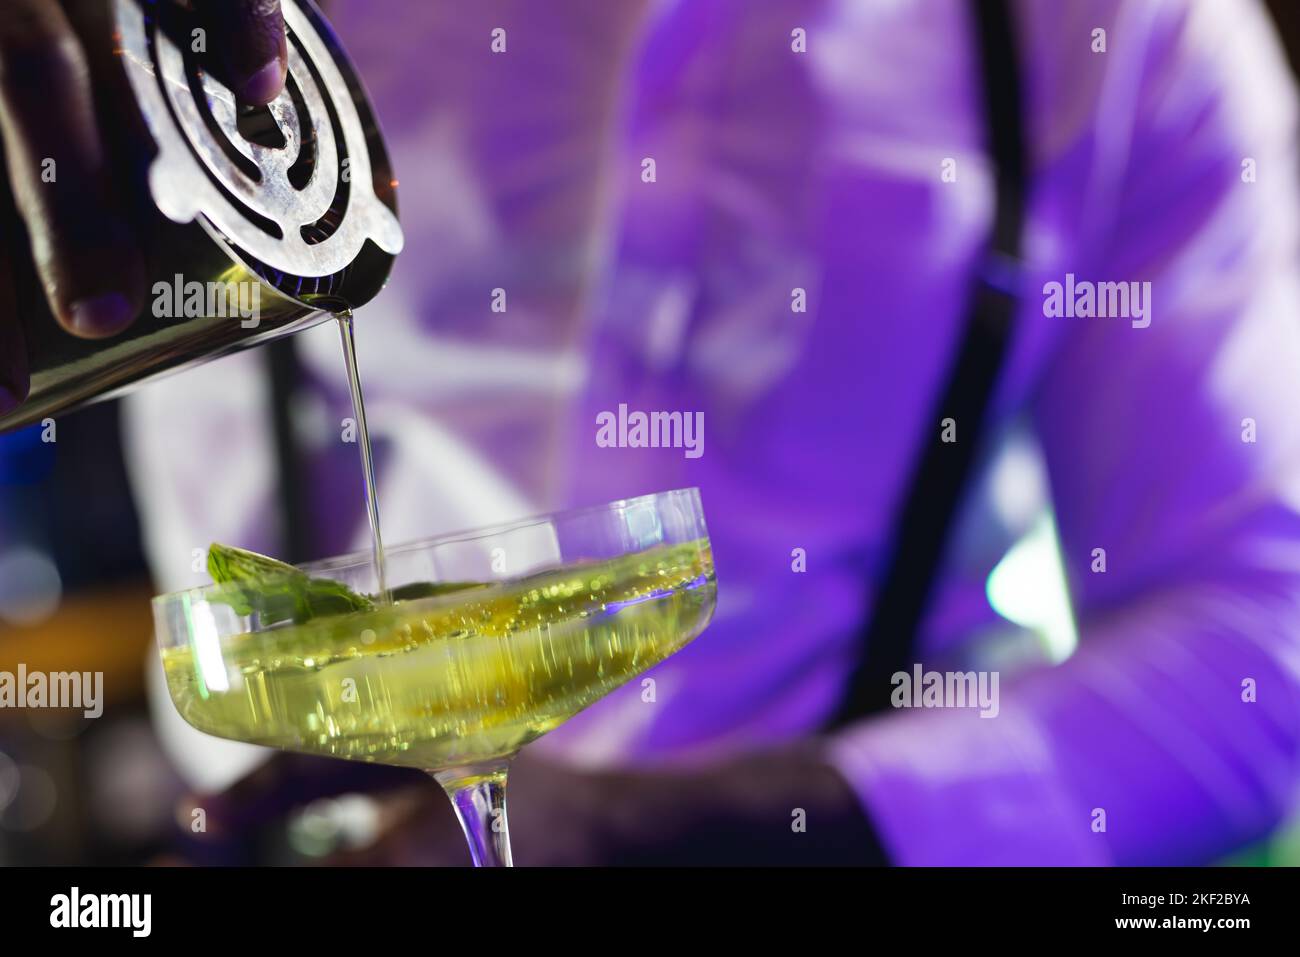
[127,0,1300,863]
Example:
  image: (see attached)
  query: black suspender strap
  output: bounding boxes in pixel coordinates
[824,0,1028,730]
[267,337,313,564]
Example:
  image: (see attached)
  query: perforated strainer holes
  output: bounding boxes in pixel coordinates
[285,73,318,192]
[151,1,285,239]
[291,29,349,247]
[237,104,288,151]
[118,0,403,311]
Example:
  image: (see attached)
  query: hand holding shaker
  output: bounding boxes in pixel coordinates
[0,0,403,433]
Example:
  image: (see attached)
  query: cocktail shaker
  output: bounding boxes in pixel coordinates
[0,0,403,433]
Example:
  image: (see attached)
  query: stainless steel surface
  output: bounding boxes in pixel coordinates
[0,0,403,433]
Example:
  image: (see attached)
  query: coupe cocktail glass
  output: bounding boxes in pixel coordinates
[152,488,715,866]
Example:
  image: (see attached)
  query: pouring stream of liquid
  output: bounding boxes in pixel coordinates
[336,310,388,601]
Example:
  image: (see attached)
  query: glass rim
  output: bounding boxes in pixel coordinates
[152,486,705,605]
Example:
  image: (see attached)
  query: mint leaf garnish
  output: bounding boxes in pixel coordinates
[207,543,375,625]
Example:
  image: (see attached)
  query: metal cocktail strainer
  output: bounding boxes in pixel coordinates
[0,0,403,432]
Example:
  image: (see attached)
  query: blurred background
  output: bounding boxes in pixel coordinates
[2,0,1300,865]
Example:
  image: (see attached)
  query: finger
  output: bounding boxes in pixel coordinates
[0,233,27,412]
[182,753,417,837]
[62,0,154,175]
[0,156,26,411]
[196,0,287,105]
[0,0,145,337]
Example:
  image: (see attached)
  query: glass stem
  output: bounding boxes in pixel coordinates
[432,761,513,867]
